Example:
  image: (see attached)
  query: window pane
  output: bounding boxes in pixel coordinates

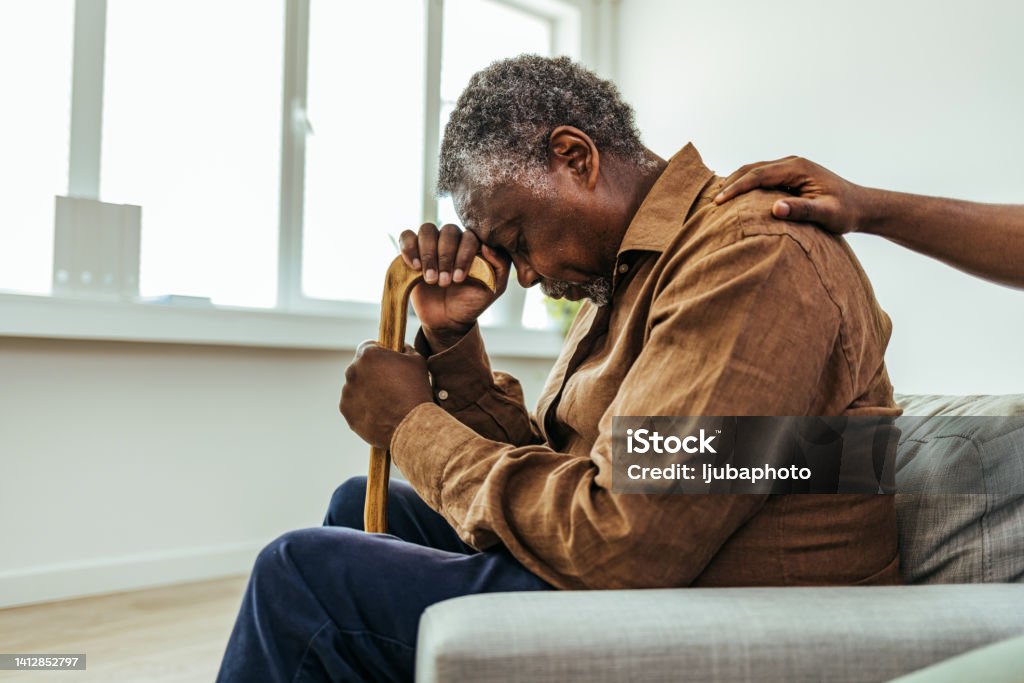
[522,286,556,330]
[441,0,553,326]
[101,0,284,307]
[301,1,425,303]
[441,0,552,104]
[0,1,74,294]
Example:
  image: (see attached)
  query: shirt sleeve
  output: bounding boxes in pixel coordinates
[391,234,844,590]
[413,323,543,446]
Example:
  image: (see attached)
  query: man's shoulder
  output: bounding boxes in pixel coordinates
[646,181,898,416]
[656,181,891,349]
[670,185,861,285]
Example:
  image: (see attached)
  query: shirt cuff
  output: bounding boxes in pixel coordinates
[414,323,495,411]
[389,401,481,510]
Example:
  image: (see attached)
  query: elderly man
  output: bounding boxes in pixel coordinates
[217,55,900,683]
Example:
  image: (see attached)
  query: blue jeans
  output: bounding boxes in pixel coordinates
[216,476,553,682]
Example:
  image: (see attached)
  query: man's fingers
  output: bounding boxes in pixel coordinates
[436,224,461,286]
[417,223,440,284]
[452,230,480,283]
[354,339,378,357]
[480,244,511,294]
[399,229,421,270]
[345,340,379,388]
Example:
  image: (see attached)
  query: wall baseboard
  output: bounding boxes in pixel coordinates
[0,541,264,609]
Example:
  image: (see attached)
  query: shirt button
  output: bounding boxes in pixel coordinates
[617,263,630,274]
[437,389,449,400]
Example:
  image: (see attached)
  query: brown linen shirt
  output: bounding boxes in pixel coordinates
[391,143,902,591]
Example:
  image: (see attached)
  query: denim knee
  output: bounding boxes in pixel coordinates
[253,527,352,585]
[245,529,362,634]
[246,530,308,607]
[324,476,368,529]
[253,528,313,579]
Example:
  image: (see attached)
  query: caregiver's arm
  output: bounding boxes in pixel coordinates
[714,156,1024,289]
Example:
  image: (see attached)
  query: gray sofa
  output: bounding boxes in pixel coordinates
[415,394,1024,682]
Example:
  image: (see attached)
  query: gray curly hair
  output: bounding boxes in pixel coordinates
[437,55,652,195]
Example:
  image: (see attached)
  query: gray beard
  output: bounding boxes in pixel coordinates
[540,276,612,307]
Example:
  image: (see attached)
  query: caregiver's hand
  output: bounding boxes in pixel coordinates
[714,156,871,234]
[714,156,1024,289]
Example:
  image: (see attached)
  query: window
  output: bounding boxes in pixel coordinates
[437,0,556,229]
[0,1,75,295]
[436,0,579,328]
[300,0,425,304]
[102,0,284,308]
[2,0,588,337]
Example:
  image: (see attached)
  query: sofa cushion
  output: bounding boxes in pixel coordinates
[896,394,1024,418]
[894,394,1024,584]
[417,585,1024,683]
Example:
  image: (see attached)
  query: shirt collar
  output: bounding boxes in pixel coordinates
[617,142,716,256]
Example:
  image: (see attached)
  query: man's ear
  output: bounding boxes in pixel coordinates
[548,126,600,191]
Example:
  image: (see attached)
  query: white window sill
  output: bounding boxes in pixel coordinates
[0,292,564,359]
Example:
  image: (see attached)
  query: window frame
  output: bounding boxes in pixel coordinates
[1,0,604,352]
[280,0,593,322]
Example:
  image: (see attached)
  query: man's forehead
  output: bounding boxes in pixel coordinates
[453,191,479,231]
[449,184,470,219]
[453,183,502,238]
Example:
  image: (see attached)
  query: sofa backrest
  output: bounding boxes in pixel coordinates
[894,394,1024,584]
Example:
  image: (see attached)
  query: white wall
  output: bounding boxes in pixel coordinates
[615,0,1024,395]
[0,337,553,607]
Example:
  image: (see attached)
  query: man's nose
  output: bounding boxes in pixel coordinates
[512,256,540,289]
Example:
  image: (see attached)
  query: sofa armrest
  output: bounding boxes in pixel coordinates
[889,631,1024,683]
[416,585,1024,683]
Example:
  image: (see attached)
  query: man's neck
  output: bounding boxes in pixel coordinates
[630,149,670,218]
[607,148,670,254]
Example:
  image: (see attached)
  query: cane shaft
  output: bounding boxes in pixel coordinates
[365,262,416,533]
[363,255,497,534]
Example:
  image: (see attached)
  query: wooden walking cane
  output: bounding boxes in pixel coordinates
[364,254,497,533]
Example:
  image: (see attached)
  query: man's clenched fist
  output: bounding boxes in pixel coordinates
[339,341,434,449]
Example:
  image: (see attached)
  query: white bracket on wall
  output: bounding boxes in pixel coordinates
[52,195,141,300]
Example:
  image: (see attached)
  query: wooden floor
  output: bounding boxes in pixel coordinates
[0,575,248,683]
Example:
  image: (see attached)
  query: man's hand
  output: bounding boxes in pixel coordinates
[399,223,511,351]
[339,341,434,449]
[713,156,874,234]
